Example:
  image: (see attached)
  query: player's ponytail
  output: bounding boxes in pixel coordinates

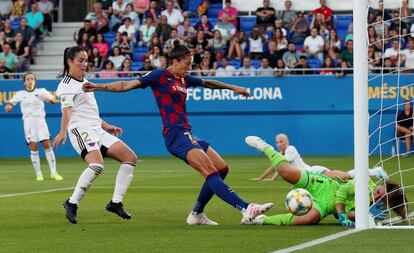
[60,46,86,77]
[169,39,191,61]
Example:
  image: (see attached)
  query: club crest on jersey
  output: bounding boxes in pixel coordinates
[172,85,187,94]
[87,142,96,147]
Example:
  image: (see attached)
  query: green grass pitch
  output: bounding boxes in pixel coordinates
[1,156,413,253]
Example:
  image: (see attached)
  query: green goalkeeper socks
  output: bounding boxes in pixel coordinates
[263,146,289,171]
[263,213,295,225]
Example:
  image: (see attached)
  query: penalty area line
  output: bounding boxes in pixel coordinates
[270,229,361,253]
[0,187,75,198]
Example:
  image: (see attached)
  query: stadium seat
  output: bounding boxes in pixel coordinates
[239,16,256,35]
[307,57,322,73]
[133,52,147,62]
[250,59,261,69]
[187,0,203,14]
[11,19,20,30]
[131,62,143,71]
[190,17,200,26]
[103,32,116,46]
[208,18,218,27]
[228,59,241,69]
[207,3,222,18]
[334,15,352,45]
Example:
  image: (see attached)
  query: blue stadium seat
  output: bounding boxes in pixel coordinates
[334,15,352,29]
[207,3,222,18]
[103,32,116,45]
[133,52,147,62]
[11,19,20,30]
[190,17,200,26]
[228,59,241,69]
[134,46,149,53]
[307,57,322,70]
[208,17,218,27]
[239,16,256,35]
[187,0,203,13]
[250,59,261,69]
[131,62,144,71]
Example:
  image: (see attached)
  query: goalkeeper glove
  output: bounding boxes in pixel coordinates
[337,212,355,227]
[369,201,388,220]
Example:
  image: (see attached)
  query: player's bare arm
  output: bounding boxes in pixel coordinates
[53,107,73,148]
[83,80,143,92]
[101,120,123,136]
[201,80,250,97]
[4,103,14,112]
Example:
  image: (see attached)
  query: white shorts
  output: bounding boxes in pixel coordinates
[68,127,120,159]
[307,165,329,174]
[23,117,50,144]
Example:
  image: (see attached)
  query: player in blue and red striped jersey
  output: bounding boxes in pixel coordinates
[83,40,274,225]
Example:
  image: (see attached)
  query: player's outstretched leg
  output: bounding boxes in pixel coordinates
[106,201,131,220]
[63,199,78,224]
[187,212,218,225]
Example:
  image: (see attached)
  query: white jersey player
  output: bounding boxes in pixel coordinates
[52,46,138,224]
[4,72,63,181]
[250,134,388,181]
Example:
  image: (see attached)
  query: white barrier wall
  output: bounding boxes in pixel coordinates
[231,0,409,12]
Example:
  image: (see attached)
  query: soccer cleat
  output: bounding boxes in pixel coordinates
[241,214,266,225]
[374,166,389,181]
[36,175,44,181]
[242,203,273,221]
[63,199,78,224]
[51,173,63,181]
[245,136,272,152]
[106,201,132,220]
[186,212,219,225]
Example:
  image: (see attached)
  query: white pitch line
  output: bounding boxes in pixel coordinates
[0,187,74,198]
[270,229,361,253]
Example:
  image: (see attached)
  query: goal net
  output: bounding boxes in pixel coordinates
[357,0,414,228]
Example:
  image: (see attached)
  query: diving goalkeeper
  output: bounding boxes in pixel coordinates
[243,136,407,227]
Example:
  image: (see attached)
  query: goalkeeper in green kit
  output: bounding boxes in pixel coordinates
[243,136,407,227]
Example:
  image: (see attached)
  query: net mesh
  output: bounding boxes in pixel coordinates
[367,0,414,227]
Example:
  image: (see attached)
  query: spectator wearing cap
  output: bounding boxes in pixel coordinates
[312,0,333,28]
[139,16,156,47]
[161,0,183,27]
[218,0,238,28]
[255,0,276,32]
[118,17,136,42]
[277,0,296,29]
[290,11,309,45]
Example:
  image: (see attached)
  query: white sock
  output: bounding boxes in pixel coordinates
[112,163,135,203]
[347,169,376,178]
[45,148,57,175]
[69,163,103,204]
[30,151,42,176]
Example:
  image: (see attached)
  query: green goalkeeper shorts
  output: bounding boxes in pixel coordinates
[293,170,338,220]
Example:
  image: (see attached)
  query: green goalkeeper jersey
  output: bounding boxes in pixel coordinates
[335,178,378,213]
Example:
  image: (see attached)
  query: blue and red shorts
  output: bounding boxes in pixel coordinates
[164,127,210,162]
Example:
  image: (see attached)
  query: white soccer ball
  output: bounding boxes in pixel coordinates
[285,188,313,216]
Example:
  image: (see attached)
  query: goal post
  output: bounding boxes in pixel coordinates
[353,0,371,230]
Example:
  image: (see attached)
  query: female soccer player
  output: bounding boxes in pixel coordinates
[5,72,62,181]
[251,133,388,181]
[244,136,407,226]
[82,40,273,225]
[53,46,138,224]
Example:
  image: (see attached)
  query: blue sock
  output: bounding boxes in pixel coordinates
[192,167,228,214]
[205,172,248,211]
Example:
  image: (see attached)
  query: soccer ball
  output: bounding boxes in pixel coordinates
[285,188,313,216]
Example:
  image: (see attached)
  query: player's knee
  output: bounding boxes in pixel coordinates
[89,163,104,174]
[278,164,291,178]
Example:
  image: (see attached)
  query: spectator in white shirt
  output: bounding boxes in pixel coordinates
[237,56,256,76]
[256,57,274,76]
[216,57,237,77]
[403,38,414,71]
[384,39,405,67]
[303,27,324,62]
[161,0,183,27]
[118,17,136,42]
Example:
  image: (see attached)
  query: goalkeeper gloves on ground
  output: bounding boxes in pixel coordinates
[337,212,355,227]
[369,201,388,220]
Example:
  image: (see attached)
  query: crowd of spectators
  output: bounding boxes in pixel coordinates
[73,0,414,77]
[0,0,55,79]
